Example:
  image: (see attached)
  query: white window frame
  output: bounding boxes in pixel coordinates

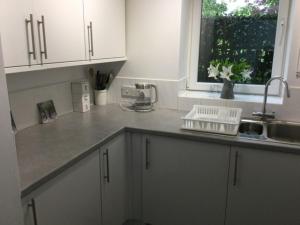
[187,0,291,96]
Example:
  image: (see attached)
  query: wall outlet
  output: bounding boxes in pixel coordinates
[121,85,138,98]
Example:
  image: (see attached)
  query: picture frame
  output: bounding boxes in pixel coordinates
[37,100,58,124]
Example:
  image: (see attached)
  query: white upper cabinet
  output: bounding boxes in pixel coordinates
[83,0,126,60]
[0,0,126,72]
[33,0,86,64]
[0,0,38,67]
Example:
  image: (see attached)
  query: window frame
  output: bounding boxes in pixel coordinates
[187,0,291,96]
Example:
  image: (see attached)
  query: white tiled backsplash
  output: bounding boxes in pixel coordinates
[108,76,184,110]
[108,76,300,123]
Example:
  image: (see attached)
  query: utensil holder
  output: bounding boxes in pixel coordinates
[95,90,107,106]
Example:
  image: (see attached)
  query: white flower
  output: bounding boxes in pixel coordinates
[208,64,220,80]
[220,65,234,81]
[241,69,252,80]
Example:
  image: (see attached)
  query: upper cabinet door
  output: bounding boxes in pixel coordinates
[33,0,86,64]
[84,0,126,60]
[0,0,39,67]
[226,147,300,225]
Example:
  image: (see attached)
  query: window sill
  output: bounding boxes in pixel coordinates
[178,90,283,105]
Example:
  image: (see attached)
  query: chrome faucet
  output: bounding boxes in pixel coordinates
[253,77,291,120]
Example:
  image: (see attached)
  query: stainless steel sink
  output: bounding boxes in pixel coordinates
[239,120,266,140]
[238,119,300,145]
[267,121,300,143]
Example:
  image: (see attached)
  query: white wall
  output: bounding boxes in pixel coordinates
[109,0,300,121]
[119,0,184,80]
[0,37,23,225]
[109,0,191,110]
[7,66,87,130]
[7,61,125,130]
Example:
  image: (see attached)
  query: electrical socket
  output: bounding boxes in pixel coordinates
[121,85,138,98]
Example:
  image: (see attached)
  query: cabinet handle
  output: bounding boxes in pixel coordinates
[145,138,150,170]
[297,48,300,79]
[87,22,94,57]
[37,15,48,64]
[25,14,37,63]
[90,22,94,57]
[233,151,239,186]
[28,199,38,225]
[87,25,91,60]
[104,149,110,183]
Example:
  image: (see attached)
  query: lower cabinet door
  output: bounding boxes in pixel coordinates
[142,135,230,225]
[100,133,128,225]
[226,147,300,225]
[23,151,101,225]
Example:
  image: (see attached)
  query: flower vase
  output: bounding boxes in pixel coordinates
[221,79,235,99]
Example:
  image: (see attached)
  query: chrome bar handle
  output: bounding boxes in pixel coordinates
[87,24,91,60]
[145,138,150,170]
[297,49,300,79]
[89,22,94,57]
[104,149,110,183]
[37,16,48,64]
[28,199,38,225]
[233,151,239,186]
[25,14,37,63]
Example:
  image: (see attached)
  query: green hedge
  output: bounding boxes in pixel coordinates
[198,15,278,84]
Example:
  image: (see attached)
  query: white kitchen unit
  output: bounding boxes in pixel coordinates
[100,134,129,225]
[23,151,101,225]
[32,0,86,64]
[142,135,230,225]
[226,147,300,225]
[0,36,24,225]
[0,0,126,73]
[0,0,37,67]
[83,0,126,60]
[0,0,85,67]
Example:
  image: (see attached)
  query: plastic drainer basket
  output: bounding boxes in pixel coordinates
[181,105,242,135]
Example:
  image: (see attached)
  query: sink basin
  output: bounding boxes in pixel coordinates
[239,120,265,139]
[267,122,300,143]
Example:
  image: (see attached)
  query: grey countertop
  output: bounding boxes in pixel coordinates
[16,104,300,197]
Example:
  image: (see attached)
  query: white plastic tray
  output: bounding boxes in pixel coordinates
[181,105,242,135]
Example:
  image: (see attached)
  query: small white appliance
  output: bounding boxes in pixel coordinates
[120,83,158,112]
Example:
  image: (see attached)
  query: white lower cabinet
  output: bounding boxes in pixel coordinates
[100,133,129,225]
[141,135,230,225]
[21,133,300,225]
[23,151,101,225]
[226,147,300,225]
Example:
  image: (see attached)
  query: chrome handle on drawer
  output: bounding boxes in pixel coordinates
[28,199,38,225]
[37,15,48,64]
[25,14,37,63]
[297,49,300,79]
[104,149,110,183]
[233,151,239,186]
[145,138,150,170]
[87,22,94,58]
[90,22,94,57]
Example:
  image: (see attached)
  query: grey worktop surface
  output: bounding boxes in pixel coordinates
[16,104,300,197]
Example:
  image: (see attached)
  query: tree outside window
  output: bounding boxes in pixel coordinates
[198,0,280,85]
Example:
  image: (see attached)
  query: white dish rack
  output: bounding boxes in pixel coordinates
[181,105,243,135]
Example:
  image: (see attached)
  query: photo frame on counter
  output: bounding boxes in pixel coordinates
[37,100,58,124]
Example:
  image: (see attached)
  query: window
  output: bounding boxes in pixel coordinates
[188,0,290,95]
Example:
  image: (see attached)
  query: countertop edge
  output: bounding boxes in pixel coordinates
[21,125,300,198]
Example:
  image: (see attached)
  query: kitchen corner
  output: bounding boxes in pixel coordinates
[17,104,300,198]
